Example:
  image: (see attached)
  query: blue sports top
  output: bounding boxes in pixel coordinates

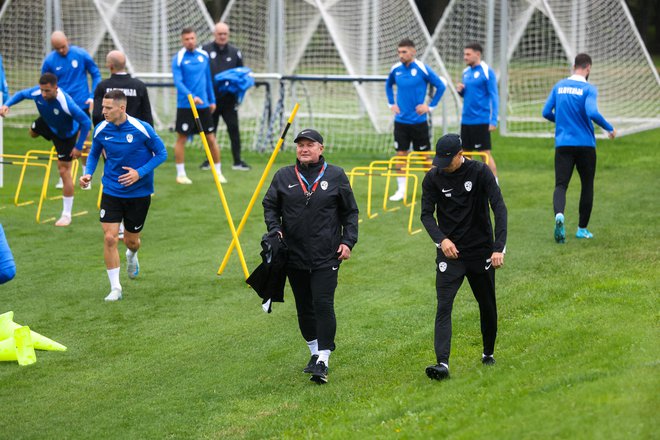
[542,74,614,148]
[86,116,167,198]
[172,48,216,109]
[386,59,446,125]
[0,224,16,285]
[0,54,9,104]
[5,86,90,150]
[459,61,499,126]
[41,45,101,109]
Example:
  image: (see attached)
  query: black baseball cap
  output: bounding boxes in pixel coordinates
[294,128,323,144]
[432,133,462,168]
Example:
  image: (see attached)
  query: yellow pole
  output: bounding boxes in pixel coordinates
[186,94,249,279]
[217,103,300,277]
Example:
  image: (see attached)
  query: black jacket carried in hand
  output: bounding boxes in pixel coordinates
[262,156,359,271]
[246,230,288,313]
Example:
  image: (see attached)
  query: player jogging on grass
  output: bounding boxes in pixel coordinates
[542,53,616,243]
[80,90,167,302]
[457,42,499,180]
[0,73,91,227]
[386,38,446,202]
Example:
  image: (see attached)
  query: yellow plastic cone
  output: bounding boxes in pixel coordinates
[0,311,67,351]
[0,326,37,366]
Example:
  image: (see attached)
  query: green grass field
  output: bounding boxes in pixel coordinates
[0,127,658,439]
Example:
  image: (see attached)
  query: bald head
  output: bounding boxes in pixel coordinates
[214,22,230,46]
[51,31,69,56]
[106,50,127,73]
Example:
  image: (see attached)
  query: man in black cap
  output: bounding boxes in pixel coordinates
[420,133,507,380]
[262,128,359,384]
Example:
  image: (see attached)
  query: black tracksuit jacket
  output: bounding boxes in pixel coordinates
[262,157,359,270]
[421,158,507,257]
[92,73,153,126]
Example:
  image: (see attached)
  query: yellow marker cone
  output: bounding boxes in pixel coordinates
[0,326,37,366]
[0,311,67,351]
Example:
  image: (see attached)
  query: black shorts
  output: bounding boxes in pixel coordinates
[100,193,151,233]
[31,117,77,162]
[460,124,492,151]
[175,107,215,135]
[393,121,431,152]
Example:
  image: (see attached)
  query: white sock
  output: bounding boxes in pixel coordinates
[317,349,331,366]
[215,162,222,174]
[176,163,186,177]
[107,267,121,291]
[396,176,406,192]
[495,176,499,186]
[306,339,319,356]
[62,196,73,217]
[119,222,125,234]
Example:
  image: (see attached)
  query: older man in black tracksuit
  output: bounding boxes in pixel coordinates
[421,133,507,380]
[262,128,359,384]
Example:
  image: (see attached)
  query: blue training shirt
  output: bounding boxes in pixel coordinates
[4,86,90,150]
[0,224,16,284]
[41,45,101,110]
[542,74,614,148]
[86,116,167,198]
[172,48,216,109]
[0,54,9,104]
[459,61,499,126]
[386,59,446,125]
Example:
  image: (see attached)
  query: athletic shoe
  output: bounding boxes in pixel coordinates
[303,354,319,373]
[217,171,228,184]
[176,175,193,185]
[126,251,139,279]
[81,182,92,191]
[309,361,329,384]
[425,363,450,380]
[54,215,71,227]
[389,190,405,202]
[575,227,593,239]
[55,177,63,189]
[232,161,251,171]
[482,354,496,365]
[104,288,123,302]
[199,160,210,170]
[554,213,565,243]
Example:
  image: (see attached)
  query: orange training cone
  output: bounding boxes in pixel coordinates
[0,311,67,351]
[0,326,37,366]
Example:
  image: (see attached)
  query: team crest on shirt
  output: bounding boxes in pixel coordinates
[474,71,480,79]
[72,60,78,68]
[53,108,60,115]
[210,51,217,59]
[320,181,328,191]
[411,68,417,77]
[126,134,133,143]
[100,209,105,219]
[197,55,204,63]
[464,181,472,192]
[438,262,447,272]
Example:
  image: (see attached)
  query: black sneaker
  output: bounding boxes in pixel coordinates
[309,361,328,384]
[425,363,450,380]
[482,354,496,365]
[232,161,251,171]
[199,160,210,170]
[303,354,319,373]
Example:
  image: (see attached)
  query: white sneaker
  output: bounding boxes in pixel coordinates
[81,182,92,191]
[389,191,405,202]
[118,222,125,240]
[217,171,228,184]
[104,288,123,302]
[126,251,139,279]
[54,215,72,227]
[176,175,193,185]
[55,178,63,189]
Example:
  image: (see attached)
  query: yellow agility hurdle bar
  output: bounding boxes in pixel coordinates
[187,94,249,279]
[217,103,300,277]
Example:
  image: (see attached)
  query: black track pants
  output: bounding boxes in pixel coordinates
[553,147,597,228]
